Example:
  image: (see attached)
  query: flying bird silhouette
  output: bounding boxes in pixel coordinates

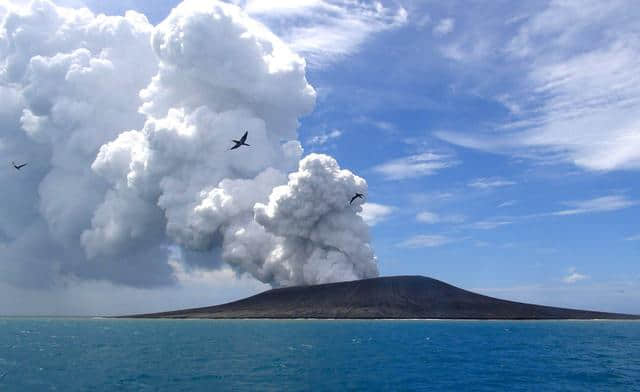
[12,161,27,170]
[350,193,364,204]
[230,131,250,150]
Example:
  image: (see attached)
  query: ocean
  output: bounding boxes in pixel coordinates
[0,319,638,391]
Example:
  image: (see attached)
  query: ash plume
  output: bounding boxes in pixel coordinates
[0,0,378,289]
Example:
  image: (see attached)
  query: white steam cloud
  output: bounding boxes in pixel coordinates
[0,0,378,289]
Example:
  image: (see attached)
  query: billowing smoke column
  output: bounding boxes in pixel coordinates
[254,154,378,285]
[0,0,378,289]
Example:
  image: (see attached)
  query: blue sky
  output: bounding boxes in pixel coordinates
[229,0,639,312]
[2,0,639,314]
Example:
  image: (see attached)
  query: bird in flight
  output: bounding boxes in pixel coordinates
[12,161,27,170]
[350,193,364,204]
[230,131,250,150]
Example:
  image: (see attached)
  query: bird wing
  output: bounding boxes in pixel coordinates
[239,131,248,143]
[350,195,357,204]
[230,143,241,150]
[17,163,27,169]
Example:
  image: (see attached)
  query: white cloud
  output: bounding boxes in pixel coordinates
[474,195,634,227]
[359,202,394,226]
[433,18,454,36]
[495,94,522,115]
[243,0,323,15]
[355,116,397,133]
[414,13,431,30]
[0,0,379,291]
[435,130,518,153]
[563,267,589,284]
[241,0,408,68]
[373,152,458,180]
[436,1,640,172]
[552,195,636,216]
[625,234,640,241]
[468,220,512,230]
[498,200,517,208]
[468,177,516,189]
[0,0,165,288]
[409,191,455,205]
[307,129,342,146]
[416,210,464,224]
[460,195,635,228]
[416,211,438,224]
[255,154,378,285]
[398,234,455,248]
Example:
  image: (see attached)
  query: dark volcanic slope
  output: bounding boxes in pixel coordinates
[128,276,639,319]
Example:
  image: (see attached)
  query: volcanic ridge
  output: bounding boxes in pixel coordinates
[126,276,639,319]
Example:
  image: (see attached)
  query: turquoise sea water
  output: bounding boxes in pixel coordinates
[0,319,638,391]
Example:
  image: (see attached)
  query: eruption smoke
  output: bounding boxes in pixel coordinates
[0,0,378,289]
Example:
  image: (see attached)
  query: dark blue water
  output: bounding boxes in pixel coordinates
[0,319,638,391]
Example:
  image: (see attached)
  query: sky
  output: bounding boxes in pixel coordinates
[1,0,639,315]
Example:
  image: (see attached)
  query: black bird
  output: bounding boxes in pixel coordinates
[230,131,250,150]
[350,192,364,204]
[12,161,27,170]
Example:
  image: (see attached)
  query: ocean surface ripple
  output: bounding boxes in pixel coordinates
[0,319,638,391]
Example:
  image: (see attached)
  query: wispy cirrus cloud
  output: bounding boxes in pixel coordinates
[413,12,431,30]
[435,0,640,172]
[551,195,636,216]
[242,0,322,15]
[307,129,342,146]
[498,200,517,208]
[444,195,635,234]
[468,177,516,190]
[435,130,519,154]
[433,18,454,36]
[373,152,458,180]
[398,234,455,248]
[467,219,512,230]
[416,210,465,224]
[477,195,635,226]
[354,116,397,134]
[563,267,589,284]
[408,191,456,205]
[240,0,408,67]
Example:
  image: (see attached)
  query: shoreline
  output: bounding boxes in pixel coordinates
[3,317,638,322]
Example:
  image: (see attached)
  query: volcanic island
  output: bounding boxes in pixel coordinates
[125,276,639,320]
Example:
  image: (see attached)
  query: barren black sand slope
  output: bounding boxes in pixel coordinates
[126,276,639,319]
